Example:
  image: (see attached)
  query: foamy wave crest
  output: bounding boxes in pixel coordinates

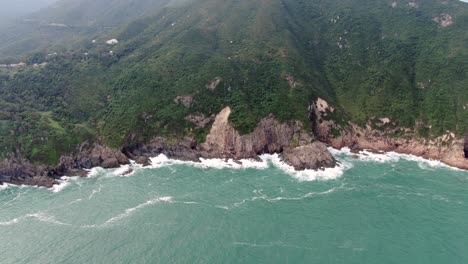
[103,196,172,225]
[395,154,461,171]
[198,157,269,170]
[0,183,11,191]
[228,187,340,208]
[84,196,173,228]
[111,165,137,177]
[86,167,106,178]
[88,185,103,200]
[150,153,350,181]
[50,176,81,193]
[0,217,21,226]
[330,147,461,170]
[27,212,71,226]
[150,154,269,170]
[0,212,70,226]
[261,154,352,181]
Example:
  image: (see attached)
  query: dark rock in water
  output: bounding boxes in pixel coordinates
[135,156,151,167]
[282,142,336,170]
[118,168,134,176]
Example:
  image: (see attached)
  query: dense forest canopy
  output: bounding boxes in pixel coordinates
[0,0,467,165]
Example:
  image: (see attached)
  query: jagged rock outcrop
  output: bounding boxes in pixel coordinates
[0,106,337,188]
[0,159,57,188]
[123,137,200,162]
[310,98,468,169]
[123,106,337,170]
[201,107,310,158]
[200,106,336,169]
[52,143,130,176]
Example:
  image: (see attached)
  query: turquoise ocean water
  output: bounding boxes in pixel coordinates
[0,149,467,264]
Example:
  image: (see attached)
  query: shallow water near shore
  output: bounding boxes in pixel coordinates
[1,150,467,263]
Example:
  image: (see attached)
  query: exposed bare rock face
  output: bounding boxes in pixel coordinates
[0,159,57,188]
[206,77,222,90]
[310,99,468,170]
[124,137,200,162]
[433,13,453,27]
[185,113,213,128]
[174,95,194,108]
[200,106,336,169]
[1,106,338,188]
[53,143,130,176]
[0,143,129,187]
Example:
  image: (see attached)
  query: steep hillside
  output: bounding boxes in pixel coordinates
[0,0,171,56]
[0,0,467,167]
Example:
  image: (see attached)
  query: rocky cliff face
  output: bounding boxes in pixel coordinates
[0,143,131,188]
[2,99,467,189]
[311,98,468,170]
[201,107,312,158]
[199,106,336,166]
[0,159,56,188]
[52,143,130,176]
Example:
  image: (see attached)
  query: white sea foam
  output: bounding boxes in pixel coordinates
[27,212,71,226]
[104,196,172,225]
[0,183,11,191]
[198,157,269,170]
[0,212,70,226]
[50,176,80,193]
[0,217,21,226]
[88,185,103,200]
[222,186,341,209]
[84,196,173,228]
[329,147,462,171]
[86,167,106,178]
[150,153,351,181]
[150,154,269,170]
[261,153,352,181]
[111,165,136,177]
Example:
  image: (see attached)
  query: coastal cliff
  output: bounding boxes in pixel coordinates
[0,106,337,187]
[311,99,468,170]
[2,99,467,188]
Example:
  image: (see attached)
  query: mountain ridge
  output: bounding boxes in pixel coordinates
[0,0,467,186]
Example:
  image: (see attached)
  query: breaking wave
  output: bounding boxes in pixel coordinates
[0,212,70,226]
[149,153,352,181]
[50,176,81,193]
[82,196,173,228]
[329,147,462,171]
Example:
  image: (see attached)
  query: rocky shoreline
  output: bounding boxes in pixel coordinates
[1,102,467,188]
[0,106,337,188]
[310,99,468,170]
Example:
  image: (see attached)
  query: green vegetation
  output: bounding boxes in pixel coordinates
[0,0,467,165]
